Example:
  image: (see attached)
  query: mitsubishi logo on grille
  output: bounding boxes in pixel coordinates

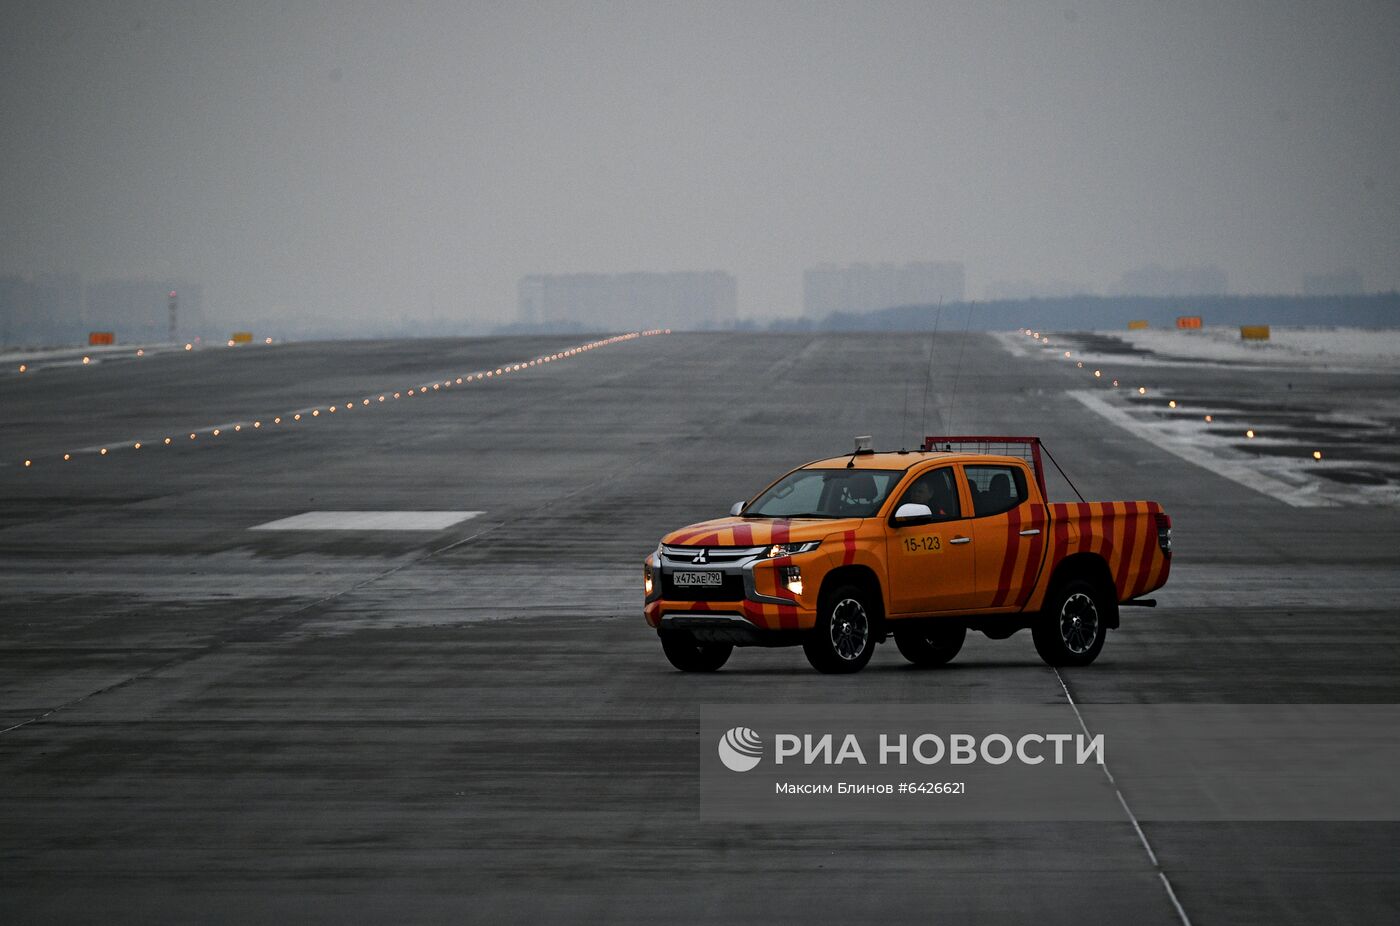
[691,548,709,565]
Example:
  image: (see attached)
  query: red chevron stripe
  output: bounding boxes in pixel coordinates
[1131,505,1158,597]
[991,503,1024,607]
[1049,504,1072,597]
[778,602,798,630]
[1015,504,1047,608]
[1050,504,1069,562]
[1076,503,1093,554]
[1100,503,1117,593]
[1115,502,1139,598]
[771,519,790,545]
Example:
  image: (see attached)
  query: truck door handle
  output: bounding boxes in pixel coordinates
[950,536,972,545]
[1019,529,1041,536]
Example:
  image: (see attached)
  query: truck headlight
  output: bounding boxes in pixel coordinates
[764,541,820,558]
[644,561,654,596]
[780,565,803,597]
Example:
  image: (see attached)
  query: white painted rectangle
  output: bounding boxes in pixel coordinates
[251,511,483,531]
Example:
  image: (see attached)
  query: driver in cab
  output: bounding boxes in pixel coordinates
[901,470,957,520]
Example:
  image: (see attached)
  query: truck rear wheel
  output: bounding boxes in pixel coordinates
[659,629,732,672]
[804,584,876,674]
[1033,578,1108,667]
[895,622,966,667]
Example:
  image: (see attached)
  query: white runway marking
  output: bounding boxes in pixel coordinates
[1054,670,1194,926]
[250,511,483,531]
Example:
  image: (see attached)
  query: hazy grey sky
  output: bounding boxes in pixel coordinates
[2,0,1397,324]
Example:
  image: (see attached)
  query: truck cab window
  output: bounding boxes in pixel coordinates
[965,465,1027,518]
[746,469,900,518]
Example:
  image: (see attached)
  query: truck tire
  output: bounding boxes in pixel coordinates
[804,584,876,674]
[1033,578,1108,667]
[659,629,732,672]
[895,622,966,667]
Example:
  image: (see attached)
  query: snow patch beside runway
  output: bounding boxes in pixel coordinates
[1001,325,1400,372]
[1000,325,1400,507]
[1116,326,1400,366]
[1068,391,1337,507]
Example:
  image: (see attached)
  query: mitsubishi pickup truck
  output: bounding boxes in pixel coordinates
[643,436,1172,674]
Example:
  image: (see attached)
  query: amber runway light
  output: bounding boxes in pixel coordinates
[15,331,669,471]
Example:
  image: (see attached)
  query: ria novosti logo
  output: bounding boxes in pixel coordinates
[717,727,764,772]
[714,727,1105,771]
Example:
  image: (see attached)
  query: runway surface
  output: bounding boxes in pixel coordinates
[2,331,1397,923]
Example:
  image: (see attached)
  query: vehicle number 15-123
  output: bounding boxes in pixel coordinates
[902,535,941,553]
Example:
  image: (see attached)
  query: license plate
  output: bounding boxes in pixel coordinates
[673,571,723,587]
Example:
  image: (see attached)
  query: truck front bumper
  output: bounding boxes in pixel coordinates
[643,546,818,635]
[653,612,806,647]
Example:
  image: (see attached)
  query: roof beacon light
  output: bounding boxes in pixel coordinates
[847,435,875,469]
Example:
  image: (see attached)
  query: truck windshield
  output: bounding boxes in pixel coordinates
[745,468,901,519]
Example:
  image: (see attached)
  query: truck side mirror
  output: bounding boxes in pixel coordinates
[893,502,933,524]
[729,501,746,516]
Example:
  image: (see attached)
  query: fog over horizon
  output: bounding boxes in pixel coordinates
[2,0,1397,330]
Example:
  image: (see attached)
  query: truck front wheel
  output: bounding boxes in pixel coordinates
[659,629,732,672]
[804,584,876,674]
[1033,578,1108,667]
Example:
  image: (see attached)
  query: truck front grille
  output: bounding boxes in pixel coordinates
[661,545,765,565]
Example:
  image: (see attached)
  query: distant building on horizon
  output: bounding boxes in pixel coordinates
[517,271,736,330]
[0,273,204,346]
[1111,264,1228,297]
[803,261,964,318]
[1302,269,1364,296]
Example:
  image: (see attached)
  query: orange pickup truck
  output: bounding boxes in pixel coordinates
[643,436,1172,674]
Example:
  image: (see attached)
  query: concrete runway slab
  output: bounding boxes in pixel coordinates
[2,331,1397,923]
